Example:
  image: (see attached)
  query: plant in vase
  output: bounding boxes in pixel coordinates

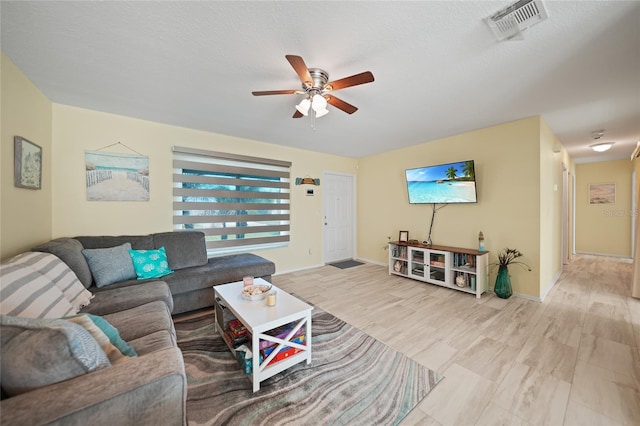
[493,248,531,299]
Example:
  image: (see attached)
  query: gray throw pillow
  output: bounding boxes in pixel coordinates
[0,315,111,397]
[32,238,93,288]
[82,243,137,288]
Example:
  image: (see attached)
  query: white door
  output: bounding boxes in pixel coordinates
[323,172,355,263]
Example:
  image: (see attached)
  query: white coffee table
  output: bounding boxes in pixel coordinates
[214,278,313,392]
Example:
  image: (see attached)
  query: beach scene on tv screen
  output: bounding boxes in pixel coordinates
[406,161,477,203]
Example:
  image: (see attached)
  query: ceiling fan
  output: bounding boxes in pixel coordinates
[252,55,374,118]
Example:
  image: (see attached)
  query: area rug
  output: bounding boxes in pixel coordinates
[329,259,364,269]
[175,307,441,426]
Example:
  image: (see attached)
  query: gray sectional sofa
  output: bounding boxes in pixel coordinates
[1,230,276,424]
[33,230,276,314]
[1,253,186,425]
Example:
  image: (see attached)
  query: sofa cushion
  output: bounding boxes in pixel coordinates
[128,330,176,356]
[153,231,207,270]
[104,301,175,345]
[0,315,110,397]
[27,252,93,312]
[82,243,136,288]
[161,253,276,296]
[31,238,93,288]
[83,281,174,316]
[0,254,75,319]
[74,235,154,250]
[128,247,174,280]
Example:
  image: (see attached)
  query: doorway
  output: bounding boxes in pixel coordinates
[323,172,356,263]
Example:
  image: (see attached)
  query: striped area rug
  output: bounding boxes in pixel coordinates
[175,307,442,426]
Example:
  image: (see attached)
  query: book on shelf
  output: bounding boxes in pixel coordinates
[393,246,408,259]
[453,252,476,270]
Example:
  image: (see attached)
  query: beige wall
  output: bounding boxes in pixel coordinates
[0,55,571,298]
[575,159,633,257]
[1,53,53,259]
[538,119,566,296]
[51,104,357,273]
[357,116,552,298]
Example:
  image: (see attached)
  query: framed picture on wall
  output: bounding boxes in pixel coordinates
[85,150,150,201]
[14,136,42,190]
[399,231,409,242]
[589,183,615,204]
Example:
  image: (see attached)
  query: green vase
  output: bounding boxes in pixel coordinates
[494,265,512,299]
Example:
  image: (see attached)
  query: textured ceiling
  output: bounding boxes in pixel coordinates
[1,1,639,163]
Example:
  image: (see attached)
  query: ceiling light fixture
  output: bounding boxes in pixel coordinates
[296,92,330,119]
[590,142,614,152]
[589,129,614,152]
[295,98,311,116]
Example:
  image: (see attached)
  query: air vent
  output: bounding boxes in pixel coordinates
[485,0,549,41]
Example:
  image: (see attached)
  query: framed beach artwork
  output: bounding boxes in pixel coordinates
[85,150,149,201]
[14,136,42,190]
[589,183,615,204]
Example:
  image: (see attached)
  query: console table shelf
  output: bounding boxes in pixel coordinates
[389,241,489,298]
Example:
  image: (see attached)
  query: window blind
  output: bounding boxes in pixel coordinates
[172,146,291,254]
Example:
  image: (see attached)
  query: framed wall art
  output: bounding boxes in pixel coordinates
[589,183,615,204]
[399,230,409,242]
[85,150,149,201]
[14,136,42,190]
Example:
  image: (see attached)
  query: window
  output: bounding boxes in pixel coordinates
[172,146,291,255]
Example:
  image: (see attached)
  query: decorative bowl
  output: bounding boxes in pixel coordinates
[241,284,272,301]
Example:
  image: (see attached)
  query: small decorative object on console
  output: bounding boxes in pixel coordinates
[399,231,409,242]
[394,260,403,272]
[455,275,466,287]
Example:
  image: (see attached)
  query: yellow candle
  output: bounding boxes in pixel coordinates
[266,291,276,306]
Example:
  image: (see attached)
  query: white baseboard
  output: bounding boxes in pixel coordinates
[356,257,386,267]
[539,270,562,302]
[273,263,325,276]
[575,251,632,259]
[512,292,542,302]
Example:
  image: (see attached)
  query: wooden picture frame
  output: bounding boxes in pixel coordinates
[14,136,42,190]
[399,231,409,242]
[589,183,615,204]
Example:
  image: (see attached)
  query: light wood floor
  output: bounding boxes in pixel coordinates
[272,255,640,425]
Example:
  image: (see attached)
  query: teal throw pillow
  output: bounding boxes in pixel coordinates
[128,247,174,280]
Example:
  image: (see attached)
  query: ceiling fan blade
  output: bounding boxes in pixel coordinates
[293,110,304,118]
[252,90,297,96]
[285,55,313,85]
[326,95,358,114]
[325,71,374,91]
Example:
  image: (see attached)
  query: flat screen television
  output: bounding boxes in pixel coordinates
[405,160,477,204]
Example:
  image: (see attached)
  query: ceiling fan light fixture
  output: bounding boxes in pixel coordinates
[315,108,329,118]
[590,142,614,152]
[311,94,328,111]
[296,98,311,116]
[252,55,374,123]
